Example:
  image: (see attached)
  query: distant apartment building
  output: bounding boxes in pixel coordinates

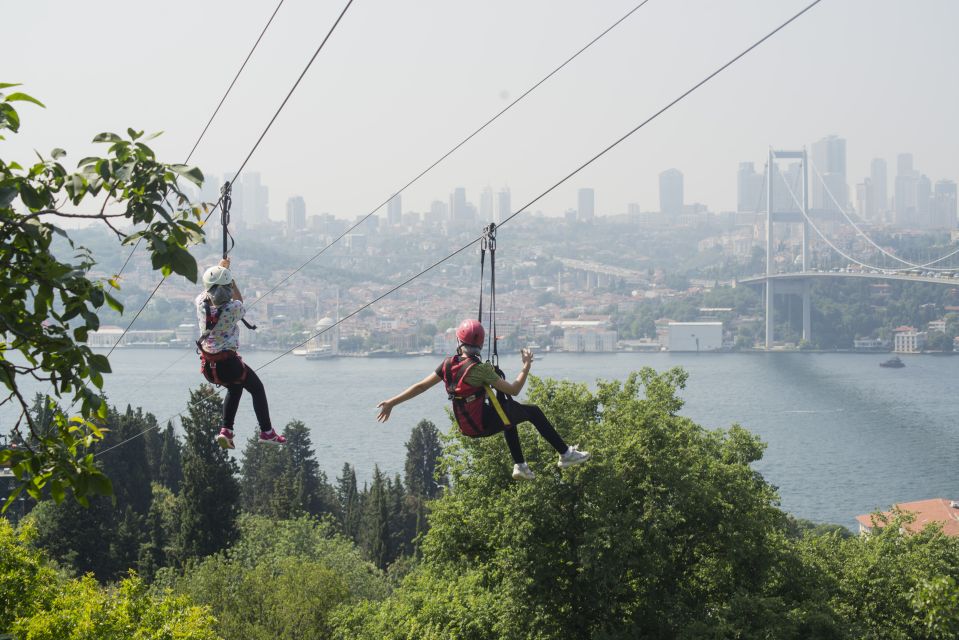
[386,194,402,226]
[577,188,595,221]
[285,196,306,233]
[869,157,888,219]
[933,180,957,228]
[659,169,683,215]
[893,326,926,353]
[552,319,617,352]
[737,162,765,213]
[667,322,723,352]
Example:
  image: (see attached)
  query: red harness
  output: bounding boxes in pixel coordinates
[197,297,247,386]
[439,355,486,437]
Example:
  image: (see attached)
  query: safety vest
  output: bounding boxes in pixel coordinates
[439,355,510,437]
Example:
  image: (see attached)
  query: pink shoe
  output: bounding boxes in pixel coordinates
[258,429,286,445]
[215,428,235,450]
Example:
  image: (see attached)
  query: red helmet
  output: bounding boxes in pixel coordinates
[455,318,485,348]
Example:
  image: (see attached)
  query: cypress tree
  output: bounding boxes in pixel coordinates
[336,463,361,542]
[178,385,239,560]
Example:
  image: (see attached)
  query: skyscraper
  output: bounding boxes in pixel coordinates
[737,162,766,212]
[285,196,306,233]
[479,187,494,223]
[241,172,269,227]
[869,158,887,219]
[496,188,511,224]
[387,194,402,226]
[577,188,595,220]
[894,153,918,227]
[659,169,683,215]
[933,180,958,229]
[917,174,932,228]
[811,135,847,212]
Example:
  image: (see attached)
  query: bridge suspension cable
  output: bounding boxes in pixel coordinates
[774,152,908,272]
[809,158,959,271]
[97,0,827,458]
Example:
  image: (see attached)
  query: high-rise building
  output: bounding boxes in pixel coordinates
[577,188,595,220]
[241,172,269,227]
[770,163,801,213]
[659,169,683,215]
[869,158,887,219]
[496,188,511,224]
[449,187,467,223]
[426,200,448,225]
[917,174,933,228]
[285,196,306,232]
[480,187,494,222]
[894,153,918,227]
[933,180,958,229]
[856,179,873,221]
[387,194,402,226]
[811,135,847,212]
[737,162,766,212]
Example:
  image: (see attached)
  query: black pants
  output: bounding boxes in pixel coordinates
[211,355,272,432]
[478,397,568,464]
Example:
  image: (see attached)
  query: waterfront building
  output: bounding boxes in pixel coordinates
[893,326,925,353]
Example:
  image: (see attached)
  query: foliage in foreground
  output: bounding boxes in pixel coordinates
[0,520,217,639]
[334,367,959,639]
[0,84,206,508]
[160,515,388,640]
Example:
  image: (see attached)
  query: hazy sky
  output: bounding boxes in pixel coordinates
[4,0,958,222]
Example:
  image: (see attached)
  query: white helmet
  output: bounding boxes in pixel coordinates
[202,265,232,289]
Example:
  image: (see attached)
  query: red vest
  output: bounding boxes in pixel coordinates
[439,355,486,437]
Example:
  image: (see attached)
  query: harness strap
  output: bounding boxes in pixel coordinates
[485,386,511,427]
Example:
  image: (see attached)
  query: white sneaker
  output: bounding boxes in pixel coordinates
[558,445,590,469]
[512,463,535,481]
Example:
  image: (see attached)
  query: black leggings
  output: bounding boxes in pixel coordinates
[213,356,272,432]
[479,397,568,464]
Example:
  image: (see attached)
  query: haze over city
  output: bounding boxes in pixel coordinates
[4,0,958,221]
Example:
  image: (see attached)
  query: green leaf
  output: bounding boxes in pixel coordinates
[89,353,112,374]
[49,479,65,503]
[104,291,123,313]
[171,164,204,187]
[18,183,46,209]
[50,147,66,159]
[143,130,163,140]
[77,156,99,167]
[92,132,122,143]
[0,83,22,89]
[4,92,45,107]
[126,127,143,140]
[0,187,16,208]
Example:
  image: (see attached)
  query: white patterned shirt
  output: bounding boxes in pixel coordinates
[195,293,244,353]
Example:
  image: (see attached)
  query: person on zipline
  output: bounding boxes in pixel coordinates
[196,258,285,449]
[376,318,589,480]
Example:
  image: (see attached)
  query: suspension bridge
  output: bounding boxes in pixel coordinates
[738,149,959,349]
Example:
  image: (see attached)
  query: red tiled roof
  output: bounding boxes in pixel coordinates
[856,498,959,536]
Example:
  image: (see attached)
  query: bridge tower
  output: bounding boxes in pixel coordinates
[765,149,811,349]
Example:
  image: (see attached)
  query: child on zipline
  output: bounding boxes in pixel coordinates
[377,318,589,480]
[196,258,285,449]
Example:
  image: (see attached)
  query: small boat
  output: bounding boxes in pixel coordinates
[879,356,905,368]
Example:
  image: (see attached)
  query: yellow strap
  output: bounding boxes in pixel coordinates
[485,386,510,426]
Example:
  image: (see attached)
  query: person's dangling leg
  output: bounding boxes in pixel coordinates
[241,366,285,444]
[482,402,531,479]
[502,399,590,468]
[216,379,244,450]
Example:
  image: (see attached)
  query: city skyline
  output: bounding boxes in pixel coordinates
[4,1,958,226]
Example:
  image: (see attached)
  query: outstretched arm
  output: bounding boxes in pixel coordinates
[377,373,442,422]
[490,348,534,396]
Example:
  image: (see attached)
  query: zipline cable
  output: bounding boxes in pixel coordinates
[247,0,654,309]
[101,0,354,359]
[120,0,658,398]
[97,0,826,458]
[259,0,827,371]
